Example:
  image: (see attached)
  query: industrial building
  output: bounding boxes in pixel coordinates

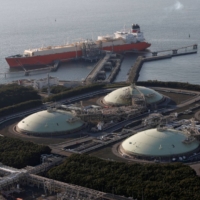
[16,108,84,136]
[33,75,59,90]
[103,84,164,106]
[120,128,200,160]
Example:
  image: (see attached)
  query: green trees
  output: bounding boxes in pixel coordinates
[137,81,200,91]
[0,137,51,168]
[50,85,71,94]
[48,154,200,200]
[44,83,105,102]
[0,84,40,108]
[0,84,42,117]
[0,99,42,117]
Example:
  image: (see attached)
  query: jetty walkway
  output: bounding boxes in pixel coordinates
[84,53,123,84]
[127,44,198,83]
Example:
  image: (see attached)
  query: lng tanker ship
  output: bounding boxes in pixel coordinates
[5,24,151,68]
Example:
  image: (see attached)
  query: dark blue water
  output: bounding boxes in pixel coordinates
[0,0,199,84]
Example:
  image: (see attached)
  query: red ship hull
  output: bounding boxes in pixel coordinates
[5,42,150,68]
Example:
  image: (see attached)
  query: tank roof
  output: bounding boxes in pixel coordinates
[121,128,199,157]
[103,85,163,106]
[17,109,84,134]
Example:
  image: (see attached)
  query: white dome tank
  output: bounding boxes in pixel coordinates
[121,128,199,157]
[16,109,84,136]
[103,85,163,106]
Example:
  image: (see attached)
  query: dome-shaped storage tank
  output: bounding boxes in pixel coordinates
[120,128,199,158]
[16,109,84,136]
[103,84,164,106]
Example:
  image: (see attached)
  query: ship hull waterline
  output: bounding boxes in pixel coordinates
[6,42,151,68]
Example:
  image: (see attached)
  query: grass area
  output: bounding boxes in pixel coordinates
[177,109,200,120]
[156,90,200,120]
[158,91,195,105]
[89,145,126,162]
[169,99,200,120]
[176,100,200,112]
[176,105,192,113]
[0,127,69,145]
[81,95,104,106]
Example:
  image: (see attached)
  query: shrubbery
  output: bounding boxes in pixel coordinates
[0,84,41,109]
[0,99,42,117]
[48,154,200,200]
[44,83,106,102]
[0,137,51,168]
[0,84,42,116]
[137,80,200,91]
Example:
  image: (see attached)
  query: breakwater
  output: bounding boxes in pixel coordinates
[127,45,198,83]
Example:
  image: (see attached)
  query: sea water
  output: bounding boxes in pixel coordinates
[0,0,199,84]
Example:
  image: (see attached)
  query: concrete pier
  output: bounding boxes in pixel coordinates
[85,54,111,84]
[127,56,144,83]
[84,54,123,84]
[127,46,198,83]
[106,59,121,82]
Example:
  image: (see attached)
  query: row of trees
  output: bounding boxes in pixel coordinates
[1,81,199,108]
[0,83,42,117]
[42,85,71,94]
[137,80,200,91]
[0,137,51,168]
[48,154,200,200]
[0,82,127,117]
[0,99,42,117]
[103,82,129,88]
[44,83,106,102]
[0,84,41,109]
[43,82,131,102]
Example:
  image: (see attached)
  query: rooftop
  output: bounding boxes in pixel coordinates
[121,128,199,157]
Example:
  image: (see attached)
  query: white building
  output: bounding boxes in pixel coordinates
[33,76,59,90]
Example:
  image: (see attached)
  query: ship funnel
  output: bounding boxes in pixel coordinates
[132,24,140,33]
